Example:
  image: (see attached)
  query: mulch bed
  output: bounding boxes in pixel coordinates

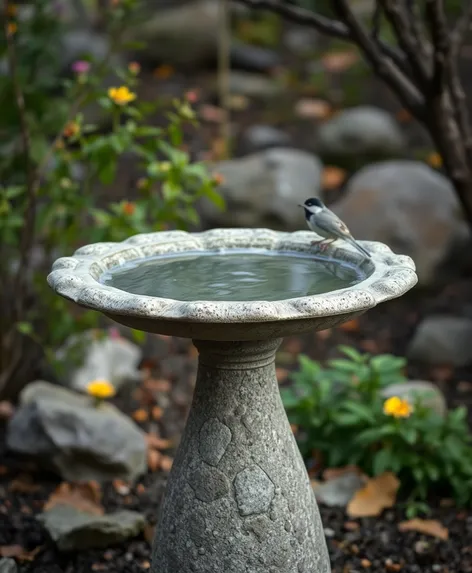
[1,276,472,572]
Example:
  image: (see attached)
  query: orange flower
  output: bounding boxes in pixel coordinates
[7,22,17,36]
[122,201,136,216]
[63,121,80,138]
[213,172,225,186]
[383,396,412,419]
[108,86,136,106]
[128,61,141,75]
[427,152,442,169]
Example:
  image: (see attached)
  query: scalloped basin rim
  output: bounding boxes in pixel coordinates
[47,229,418,325]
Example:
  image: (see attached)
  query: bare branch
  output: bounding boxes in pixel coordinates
[234,0,408,73]
[371,1,383,43]
[424,0,449,93]
[451,1,472,58]
[331,0,425,116]
[380,0,431,87]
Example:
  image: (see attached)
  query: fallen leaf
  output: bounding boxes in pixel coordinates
[322,166,346,190]
[9,474,40,494]
[160,456,174,472]
[0,544,41,561]
[294,98,332,119]
[0,401,14,420]
[426,152,442,168]
[153,64,174,79]
[323,465,363,481]
[396,108,413,123]
[44,482,103,515]
[398,518,449,540]
[144,378,171,393]
[321,50,359,72]
[147,449,161,472]
[144,523,155,544]
[146,433,173,450]
[347,472,399,518]
[339,318,360,333]
[276,367,289,383]
[199,104,225,123]
[151,406,163,420]
[132,409,149,422]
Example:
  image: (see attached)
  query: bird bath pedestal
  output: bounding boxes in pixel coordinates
[48,229,417,573]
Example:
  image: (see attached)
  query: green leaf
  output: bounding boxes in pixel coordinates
[16,321,33,335]
[280,388,299,409]
[130,329,146,344]
[373,448,393,475]
[328,359,360,373]
[203,185,225,210]
[337,345,365,363]
[342,401,376,423]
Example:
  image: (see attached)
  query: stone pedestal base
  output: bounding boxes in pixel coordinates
[152,339,330,573]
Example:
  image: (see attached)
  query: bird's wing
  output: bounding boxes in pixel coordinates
[315,208,352,240]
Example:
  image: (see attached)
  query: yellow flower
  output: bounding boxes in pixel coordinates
[427,152,442,169]
[383,396,412,419]
[86,379,116,400]
[108,86,136,106]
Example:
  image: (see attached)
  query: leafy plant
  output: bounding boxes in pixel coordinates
[282,346,472,507]
[0,0,223,398]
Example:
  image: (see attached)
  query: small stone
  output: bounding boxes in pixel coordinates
[0,558,18,573]
[234,465,275,516]
[198,418,232,466]
[323,527,335,537]
[313,472,364,507]
[38,505,145,551]
[188,466,229,502]
[243,125,291,152]
[408,316,472,367]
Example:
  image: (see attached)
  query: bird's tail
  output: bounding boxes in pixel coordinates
[348,237,371,259]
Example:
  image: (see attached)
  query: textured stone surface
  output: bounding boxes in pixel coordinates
[198,418,232,466]
[7,381,147,482]
[38,505,145,551]
[152,339,331,572]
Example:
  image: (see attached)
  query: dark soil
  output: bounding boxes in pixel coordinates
[1,276,472,573]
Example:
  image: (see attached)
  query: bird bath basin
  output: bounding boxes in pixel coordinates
[48,228,417,573]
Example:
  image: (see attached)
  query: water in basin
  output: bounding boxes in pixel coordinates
[101,249,368,302]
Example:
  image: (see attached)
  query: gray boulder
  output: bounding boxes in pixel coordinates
[313,472,364,507]
[382,381,446,417]
[318,106,405,160]
[200,148,323,230]
[407,316,472,367]
[38,505,145,551]
[127,0,219,67]
[7,381,147,482]
[243,125,291,152]
[332,161,468,286]
[0,559,18,573]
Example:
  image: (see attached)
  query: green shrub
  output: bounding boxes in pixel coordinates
[282,346,472,507]
[0,0,223,397]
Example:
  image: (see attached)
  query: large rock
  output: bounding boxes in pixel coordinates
[332,161,468,286]
[127,0,219,67]
[200,148,323,230]
[243,124,291,152]
[381,381,446,417]
[38,505,145,551]
[318,106,405,161]
[407,316,472,367]
[7,381,147,482]
[56,330,142,392]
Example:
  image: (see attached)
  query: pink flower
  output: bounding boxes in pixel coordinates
[72,60,90,74]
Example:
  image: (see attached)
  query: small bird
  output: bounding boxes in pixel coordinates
[299,197,371,258]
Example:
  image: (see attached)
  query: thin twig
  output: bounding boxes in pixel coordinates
[332,0,425,116]
[233,0,408,72]
[424,0,449,93]
[371,1,383,44]
[380,0,430,87]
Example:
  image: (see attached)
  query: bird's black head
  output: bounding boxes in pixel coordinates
[303,197,323,209]
[298,197,324,219]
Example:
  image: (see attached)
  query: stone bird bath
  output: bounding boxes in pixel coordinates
[48,228,417,573]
